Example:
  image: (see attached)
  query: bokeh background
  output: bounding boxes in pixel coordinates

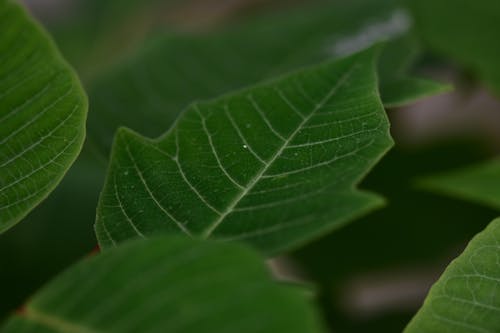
[2,1,499,332]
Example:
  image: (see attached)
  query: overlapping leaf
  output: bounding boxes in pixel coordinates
[95,47,393,254]
[404,217,500,333]
[0,0,87,232]
[87,0,447,154]
[1,236,325,333]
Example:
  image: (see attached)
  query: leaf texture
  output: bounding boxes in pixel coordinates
[1,236,325,333]
[0,0,87,232]
[95,47,393,254]
[404,217,500,333]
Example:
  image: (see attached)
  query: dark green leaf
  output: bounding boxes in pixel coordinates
[0,0,87,232]
[1,236,325,333]
[95,47,393,254]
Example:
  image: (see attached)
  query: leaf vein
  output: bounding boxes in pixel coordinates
[196,105,245,190]
[125,144,192,236]
[200,63,357,238]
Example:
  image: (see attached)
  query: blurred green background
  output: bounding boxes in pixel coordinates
[2,1,499,332]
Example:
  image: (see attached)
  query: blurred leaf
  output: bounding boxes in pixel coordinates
[420,158,500,210]
[1,236,325,333]
[404,217,500,333]
[0,0,87,232]
[87,0,447,154]
[376,32,453,107]
[409,0,500,94]
[0,152,104,320]
[95,48,393,254]
[380,77,451,108]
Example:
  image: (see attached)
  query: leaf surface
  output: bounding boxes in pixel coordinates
[0,0,87,232]
[95,47,393,254]
[420,158,500,210]
[404,217,500,333]
[1,236,324,333]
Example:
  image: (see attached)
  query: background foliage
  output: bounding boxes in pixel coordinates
[1,0,499,332]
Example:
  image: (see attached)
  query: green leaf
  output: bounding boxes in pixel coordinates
[404,217,500,333]
[87,1,447,154]
[380,77,452,108]
[95,47,393,254]
[409,0,500,94]
[420,158,500,210]
[376,32,453,108]
[0,0,87,232]
[0,236,325,333]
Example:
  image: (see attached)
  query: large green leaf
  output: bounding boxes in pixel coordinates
[0,236,325,333]
[95,47,393,254]
[0,0,87,232]
[409,0,500,94]
[420,158,500,210]
[404,217,500,333]
[87,0,447,154]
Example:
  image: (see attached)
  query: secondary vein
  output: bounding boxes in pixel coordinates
[200,63,357,238]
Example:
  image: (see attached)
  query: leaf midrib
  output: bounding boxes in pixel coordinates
[200,63,358,238]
